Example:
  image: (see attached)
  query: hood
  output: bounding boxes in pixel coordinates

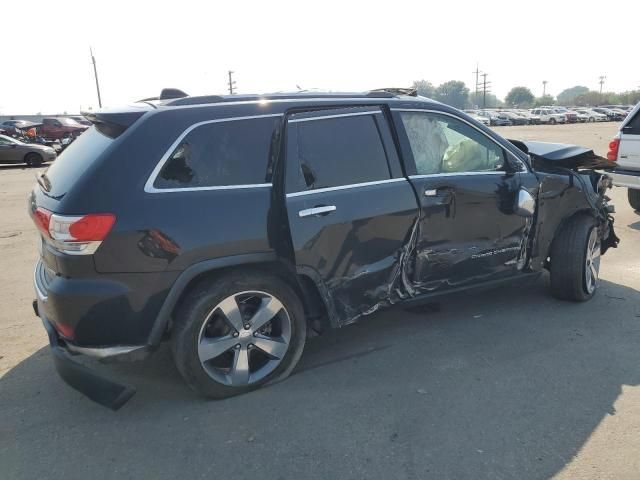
[508,140,617,170]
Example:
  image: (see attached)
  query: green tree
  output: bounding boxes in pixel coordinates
[505,87,535,108]
[434,80,469,109]
[412,80,436,98]
[533,95,555,107]
[468,91,503,108]
[573,91,606,106]
[556,86,589,105]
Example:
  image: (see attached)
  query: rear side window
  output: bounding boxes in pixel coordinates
[623,107,640,133]
[290,114,390,191]
[42,127,112,197]
[153,116,280,190]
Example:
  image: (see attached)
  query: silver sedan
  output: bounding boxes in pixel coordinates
[0,134,57,166]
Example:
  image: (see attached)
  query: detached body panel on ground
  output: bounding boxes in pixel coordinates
[29,92,618,408]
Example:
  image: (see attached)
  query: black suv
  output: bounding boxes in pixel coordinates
[30,89,619,409]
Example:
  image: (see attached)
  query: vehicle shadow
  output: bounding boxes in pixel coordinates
[2,276,640,479]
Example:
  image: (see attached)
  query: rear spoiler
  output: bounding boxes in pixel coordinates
[81,110,146,139]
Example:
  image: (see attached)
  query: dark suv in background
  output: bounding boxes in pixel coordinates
[30,89,618,409]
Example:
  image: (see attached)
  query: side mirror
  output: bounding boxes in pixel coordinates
[515,189,535,217]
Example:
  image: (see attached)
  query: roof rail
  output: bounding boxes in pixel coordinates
[369,87,418,97]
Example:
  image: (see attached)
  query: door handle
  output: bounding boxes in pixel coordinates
[298,205,337,218]
[424,187,454,197]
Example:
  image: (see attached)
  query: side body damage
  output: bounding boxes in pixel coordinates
[308,140,618,328]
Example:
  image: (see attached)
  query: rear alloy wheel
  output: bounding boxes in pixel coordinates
[25,152,43,167]
[172,272,306,398]
[628,189,640,212]
[550,215,601,301]
[549,117,557,125]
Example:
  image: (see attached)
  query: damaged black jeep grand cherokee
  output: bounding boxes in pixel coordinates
[30,89,618,409]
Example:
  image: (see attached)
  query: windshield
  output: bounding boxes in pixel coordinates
[58,117,82,126]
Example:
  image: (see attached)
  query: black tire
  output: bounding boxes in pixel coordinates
[171,270,306,399]
[549,215,600,302]
[629,189,640,212]
[25,152,43,167]
[549,117,557,125]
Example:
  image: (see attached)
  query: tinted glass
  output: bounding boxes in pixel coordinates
[292,114,390,190]
[400,112,504,175]
[43,127,111,197]
[154,116,279,189]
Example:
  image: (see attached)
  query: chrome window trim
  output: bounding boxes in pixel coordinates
[144,113,283,194]
[409,172,505,179]
[289,110,382,123]
[390,108,529,172]
[286,178,406,198]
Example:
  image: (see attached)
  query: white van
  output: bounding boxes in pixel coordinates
[609,102,640,211]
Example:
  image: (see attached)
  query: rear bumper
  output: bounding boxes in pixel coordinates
[610,169,640,189]
[35,301,136,410]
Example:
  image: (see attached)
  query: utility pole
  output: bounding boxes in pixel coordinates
[473,64,480,107]
[228,70,236,95]
[90,47,102,108]
[479,73,491,108]
[542,80,547,97]
[599,76,606,94]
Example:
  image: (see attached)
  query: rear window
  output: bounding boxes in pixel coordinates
[153,116,280,190]
[42,127,112,197]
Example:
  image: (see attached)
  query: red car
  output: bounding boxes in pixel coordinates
[40,117,88,140]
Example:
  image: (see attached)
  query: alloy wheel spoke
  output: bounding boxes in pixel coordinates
[217,295,244,332]
[249,297,284,332]
[253,335,288,360]
[230,346,250,385]
[590,263,598,283]
[198,335,238,362]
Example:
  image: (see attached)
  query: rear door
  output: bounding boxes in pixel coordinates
[284,107,419,323]
[392,108,534,292]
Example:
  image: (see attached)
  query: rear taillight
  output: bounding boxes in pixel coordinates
[607,136,620,162]
[31,208,115,255]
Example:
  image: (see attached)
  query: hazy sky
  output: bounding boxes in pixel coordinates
[2,0,638,114]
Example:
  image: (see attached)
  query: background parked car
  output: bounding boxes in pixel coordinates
[530,108,566,124]
[1,120,37,136]
[592,107,624,121]
[0,134,57,166]
[574,108,608,122]
[550,107,578,123]
[515,110,541,124]
[40,117,88,140]
[475,110,509,126]
[498,111,528,125]
[68,115,92,126]
[463,110,491,126]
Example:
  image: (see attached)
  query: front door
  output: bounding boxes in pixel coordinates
[393,109,534,292]
[284,107,420,324]
[0,137,21,162]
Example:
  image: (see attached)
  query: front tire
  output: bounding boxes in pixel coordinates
[628,189,640,212]
[550,215,601,301]
[171,271,306,399]
[549,117,557,125]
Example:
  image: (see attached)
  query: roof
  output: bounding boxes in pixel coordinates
[138,88,422,109]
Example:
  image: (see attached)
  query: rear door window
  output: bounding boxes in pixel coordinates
[288,111,391,192]
[153,116,280,190]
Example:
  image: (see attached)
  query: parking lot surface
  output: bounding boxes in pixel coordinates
[2,122,639,480]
